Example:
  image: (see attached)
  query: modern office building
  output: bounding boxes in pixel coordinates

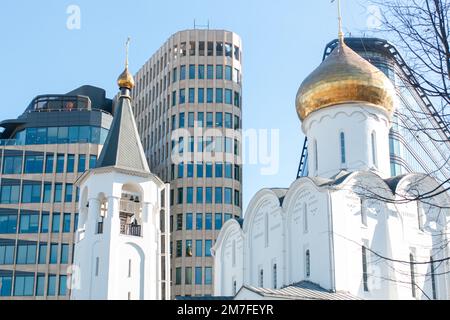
[297,37,450,184]
[132,29,243,297]
[0,85,113,299]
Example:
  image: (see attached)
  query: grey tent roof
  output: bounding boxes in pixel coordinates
[240,281,361,300]
[96,94,150,173]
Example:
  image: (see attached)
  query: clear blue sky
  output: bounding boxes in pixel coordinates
[0,0,376,211]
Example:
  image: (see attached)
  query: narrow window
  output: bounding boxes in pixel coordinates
[273,264,277,289]
[417,202,424,231]
[128,259,132,278]
[430,256,437,299]
[259,269,264,287]
[232,240,236,267]
[233,280,237,295]
[410,253,416,298]
[264,212,269,248]
[340,132,346,165]
[305,250,311,278]
[303,203,308,233]
[371,131,377,167]
[361,199,367,226]
[362,246,369,291]
[314,139,318,173]
[95,257,99,277]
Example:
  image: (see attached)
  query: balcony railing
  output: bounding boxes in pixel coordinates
[120,224,142,237]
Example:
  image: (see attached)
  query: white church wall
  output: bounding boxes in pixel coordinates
[303,105,391,179]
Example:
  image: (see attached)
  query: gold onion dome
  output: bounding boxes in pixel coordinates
[117,66,135,90]
[295,40,396,121]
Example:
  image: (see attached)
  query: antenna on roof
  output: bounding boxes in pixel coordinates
[194,19,210,30]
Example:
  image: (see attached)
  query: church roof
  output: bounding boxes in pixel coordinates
[239,281,361,300]
[96,93,150,174]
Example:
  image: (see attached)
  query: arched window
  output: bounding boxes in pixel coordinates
[305,250,311,278]
[410,253,416,298]
[303,203,308,233]
[340,132,346,165]
[313,139,319,173]
[430,256,437,299]
[371,131,377,167]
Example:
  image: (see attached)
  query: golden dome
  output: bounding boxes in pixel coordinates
[117,66,135,90]
[295,41,396,121]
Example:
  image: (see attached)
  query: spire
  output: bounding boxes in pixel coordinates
[96,39,150,174]
[117,37,135,95]
[334,0,344,45]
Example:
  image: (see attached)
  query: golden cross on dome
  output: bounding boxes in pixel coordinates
[125,37,131,69]
[332,0,344,44]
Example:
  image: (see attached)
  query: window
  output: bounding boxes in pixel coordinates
[205,240,212,257]
[54,184,62,203]
[196,187,203,203]
[38,244,47,264]
[198,88,205,103]
[3,156,23,174]
[234,190,240,207]
[215,213,222,230]
[0,242,14,265]
[410,253,416,298]
[189,65,195,79]
[60,244,69,264]
[234,91,240,107]
[178,163,184,178]
[215,163,223,178]
[95,257,100,276]
[361,199,368,226]
[195,267,202,285]
[305,250,311,278]
[65,184,73,202]
[273,264,277,289]
[225,113,233,129]
[63,213,71,233]
[225,138,232,153]
[199,41,205,55]
[50,243,58,264]
[259,269,264,287]
[59,275,67,296]
[185,267,192,285]
[234,45,240,60]
[340,132,346,165]
[215,187,223,204]
[362,246,369,292]
[224,188,232,204]
[215,112,223,128]
[172,90,177,106]
[205,267,212,285]
[206,162,213,178]
[196,213,203,230]
[45,154,54,173]
[216,65,223,79]
[188,88,195,104]
[314,140,319,173]
[197,112,204,128]
[14,274,34,296]
[186,213,193,230]
[207,42,214,56]
[205,188,212,204]
[78,154,86,173]
[216,88,223,103]
[225,89,233,105]
[205,213,212,230]
[176,240,182,257]
[52,213,60,233]
[197,163,203,178]
[225,43,232,57]
[207,89,214,104]
[67,154,75,173]
[207,65,214,80]
[21,184,42,203]
[173,67,177,83]
[47,275,56,296]
[417,202,425,231]
[89,155,97,169]
[195,240,202,257]
[175,268,182,285]
[0,185,20,204]
[225,66,232,80]
[198,64,205,79]
[430,256,437,299]
[180,65,186,80]
[41,213,49,233]
[187,162,194,176]
[24,155,44,174]
[179,89,186,104]
[0,275,12,296]
[197,137,204,152]
[36,275,45,296]
[303,203,308,233]
[186,187,193,204]
[56,154,65,173]
[19,213,39,233]
[225,213,232,222]
[176,214,183,231]
[216,42,224,56]
[371,131,377,167]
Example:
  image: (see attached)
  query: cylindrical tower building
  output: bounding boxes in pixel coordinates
[132,29,243,297]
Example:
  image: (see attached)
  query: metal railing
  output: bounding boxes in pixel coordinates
[120,224,142,237]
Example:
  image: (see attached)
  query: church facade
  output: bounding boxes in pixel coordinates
[213,35,450,300]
